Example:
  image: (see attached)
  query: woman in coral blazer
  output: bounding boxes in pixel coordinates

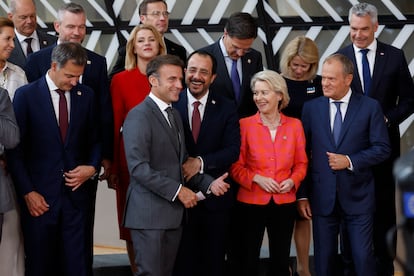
[230,70,308,276]
[109,24,165,274]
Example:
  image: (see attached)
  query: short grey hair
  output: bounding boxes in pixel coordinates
[57,2,85,23]
[349,2,378,24]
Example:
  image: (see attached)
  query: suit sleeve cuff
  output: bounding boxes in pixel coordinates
[172,184,182,201]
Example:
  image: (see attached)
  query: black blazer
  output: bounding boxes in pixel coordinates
[8,30,57,69]
[200,40,263,118]
[109,37,187,78]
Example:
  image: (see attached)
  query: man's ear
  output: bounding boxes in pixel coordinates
[148,75,158,87]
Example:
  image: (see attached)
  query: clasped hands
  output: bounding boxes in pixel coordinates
[253,174,294,194]
[24,165,96,217]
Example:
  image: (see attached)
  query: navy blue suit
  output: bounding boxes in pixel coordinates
[172,90,240,276]
[200,40,263,118]
[24,44,113,274]
[338,41,414,274]
[299,92,391,276]
[7,77,101,276]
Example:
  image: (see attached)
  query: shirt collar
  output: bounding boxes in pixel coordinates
[46,71,59,92]
[15,29,38,43]
[149,92,171,111]
[219,36,231,59]
[186,89,209,106]
[353,39,377,53]
[329,89,352,104]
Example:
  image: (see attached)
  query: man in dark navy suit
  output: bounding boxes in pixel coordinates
[173,50,240,276]
[337,3,414,275]
[8,42,101,276]
[298,53,391,276]
[109,0,187,77]
[23,3,113,274]
[200,12,263,118]
[7,0,56,68]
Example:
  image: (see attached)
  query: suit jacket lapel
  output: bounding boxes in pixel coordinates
[147,98,181,156]
[347,46,364,95]
[214,42,234,96]
[39,79,63,143]
[319,97,336,146]
[371,42,387,95]
[336,93,361,146]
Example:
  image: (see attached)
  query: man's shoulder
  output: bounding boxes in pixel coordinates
[165,38,185,51]
[28,44,54,60]
[376,40,404,56]
[85,48,107,63]
[208,90,237,109]
[36,30,57,46]
[199,41,219,53]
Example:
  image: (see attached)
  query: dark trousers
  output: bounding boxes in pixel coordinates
[314,205,376,276]
[22,194,88,276]
[341,160,396,276]
[229,200,296,276]
[173,204,230,276]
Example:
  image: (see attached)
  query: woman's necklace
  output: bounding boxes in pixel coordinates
[0,69,7,89]
[260,114,280,130]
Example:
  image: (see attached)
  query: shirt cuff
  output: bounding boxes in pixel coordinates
[172,184,182,201]
[197,156,204,174]
[346,155,354,171]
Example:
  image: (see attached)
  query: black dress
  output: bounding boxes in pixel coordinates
[282,75,323,119]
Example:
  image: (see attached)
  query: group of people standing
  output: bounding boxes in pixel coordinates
[0,1,412,276]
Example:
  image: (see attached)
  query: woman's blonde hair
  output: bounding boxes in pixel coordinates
[125,24,166,70]
[279,36,319,80]
[251,70,290,111]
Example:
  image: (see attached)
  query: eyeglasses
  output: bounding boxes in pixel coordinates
[143,11,170,17]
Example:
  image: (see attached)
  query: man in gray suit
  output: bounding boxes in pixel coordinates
[0,87,21,274]
[122,54,230,276]
[7,0,56,68]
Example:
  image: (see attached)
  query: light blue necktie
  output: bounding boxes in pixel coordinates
[333,101,342,144]
[231,59,241,102]
[360,49,371,95]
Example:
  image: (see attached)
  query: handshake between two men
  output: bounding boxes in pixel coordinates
[178,156,230,208]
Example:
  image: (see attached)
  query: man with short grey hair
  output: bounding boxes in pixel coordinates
[338,3,414,275]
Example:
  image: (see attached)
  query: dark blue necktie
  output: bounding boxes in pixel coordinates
[231,59,241,102]
[333,101,342,144]
[361,49,371,95]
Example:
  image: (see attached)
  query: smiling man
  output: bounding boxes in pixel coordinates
[337,3,414,275]
[172,50,240,276]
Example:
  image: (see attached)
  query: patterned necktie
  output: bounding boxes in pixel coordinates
[24,37,33,56]
[360,49,371,95]
[231,59,241,102]
[333,101,342,144]
[192,101,201,143]
[56,89,68,142]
